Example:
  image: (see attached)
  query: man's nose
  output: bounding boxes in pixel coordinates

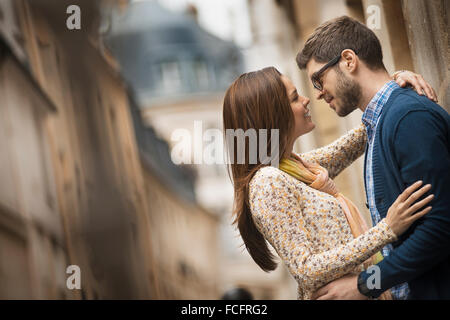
[315,89,324,100]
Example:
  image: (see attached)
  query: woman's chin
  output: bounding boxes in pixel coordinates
[298,123,315,137]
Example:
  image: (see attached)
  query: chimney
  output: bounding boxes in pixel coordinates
[186,3,198,23]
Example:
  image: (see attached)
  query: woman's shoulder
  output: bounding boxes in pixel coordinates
[253,165,282,177]
[250,166,285,186]
[248,166,306,221]
[249,166,304,196]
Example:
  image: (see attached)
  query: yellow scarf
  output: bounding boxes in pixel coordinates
[279,154,391,299]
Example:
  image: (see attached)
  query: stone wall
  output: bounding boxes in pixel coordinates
[401,0,449,111]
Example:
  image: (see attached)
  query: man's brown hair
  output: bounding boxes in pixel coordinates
[296,16,385,71]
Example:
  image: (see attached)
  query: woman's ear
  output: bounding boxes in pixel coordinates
[341,49,358,73]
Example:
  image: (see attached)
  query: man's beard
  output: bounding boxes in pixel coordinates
[334,67,362,117]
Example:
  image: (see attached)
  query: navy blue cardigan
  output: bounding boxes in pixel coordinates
[359,87,450,299]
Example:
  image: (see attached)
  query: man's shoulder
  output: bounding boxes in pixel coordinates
[381,87,449,128]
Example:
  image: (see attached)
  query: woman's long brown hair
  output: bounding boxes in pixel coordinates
[223,67,295,272]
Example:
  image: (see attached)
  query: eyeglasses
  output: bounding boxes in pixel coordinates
[311,55,341,91]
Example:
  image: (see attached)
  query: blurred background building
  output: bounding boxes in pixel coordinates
[0,0,447,299]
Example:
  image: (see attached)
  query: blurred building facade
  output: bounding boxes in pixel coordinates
[105,0,241,215]
[0,0,219,299]
[128,93,221,299]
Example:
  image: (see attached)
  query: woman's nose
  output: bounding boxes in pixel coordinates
[303,97,310,106]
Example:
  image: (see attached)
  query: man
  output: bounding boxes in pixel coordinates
[297,16,450,299]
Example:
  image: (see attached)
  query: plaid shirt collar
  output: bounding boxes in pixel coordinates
[362,80,399,141]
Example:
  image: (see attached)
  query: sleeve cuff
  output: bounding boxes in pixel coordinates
[379,218,398,242]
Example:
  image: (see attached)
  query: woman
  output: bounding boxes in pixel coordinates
[222,67,436,300]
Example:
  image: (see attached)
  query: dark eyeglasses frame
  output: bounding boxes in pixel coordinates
[311,55,341,91]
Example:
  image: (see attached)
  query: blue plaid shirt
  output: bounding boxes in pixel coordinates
[362,81,410,300]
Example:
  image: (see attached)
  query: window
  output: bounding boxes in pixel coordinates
[160,61,182,92]
[193,60,209,90]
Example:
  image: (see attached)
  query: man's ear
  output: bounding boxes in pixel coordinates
[341,49,358,73]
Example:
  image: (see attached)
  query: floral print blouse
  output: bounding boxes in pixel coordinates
[248,124,397,300]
